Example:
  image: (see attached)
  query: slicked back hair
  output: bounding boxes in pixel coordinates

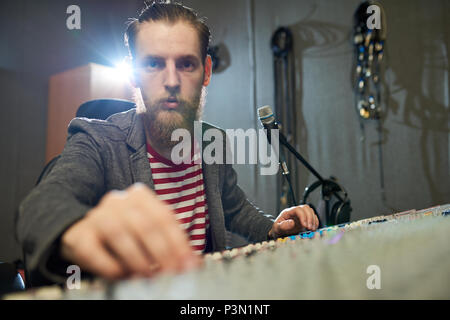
[124,1,211,65]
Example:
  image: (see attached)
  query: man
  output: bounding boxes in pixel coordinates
[17,1,318,286]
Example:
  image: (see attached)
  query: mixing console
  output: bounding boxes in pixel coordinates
[4,204,450,299]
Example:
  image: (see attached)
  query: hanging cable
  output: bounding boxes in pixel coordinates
[271,27,298,210]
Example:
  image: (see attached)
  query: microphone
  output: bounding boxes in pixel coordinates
[258,105,283,145]
[258,105,278,130]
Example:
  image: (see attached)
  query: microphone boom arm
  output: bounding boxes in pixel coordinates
[277,128,346,204]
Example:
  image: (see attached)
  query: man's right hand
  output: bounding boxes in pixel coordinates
[60,183,200,280]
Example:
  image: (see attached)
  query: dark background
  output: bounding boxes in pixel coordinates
[1,0,449,263]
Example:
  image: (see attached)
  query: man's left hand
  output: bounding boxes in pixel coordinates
[268,205,319,239]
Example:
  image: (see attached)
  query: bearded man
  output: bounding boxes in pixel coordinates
[17,1,318,287]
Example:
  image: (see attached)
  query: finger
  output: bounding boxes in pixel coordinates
[308,209,316,230]
[272,219,295,237]
[314,214,319,229]
[125,208,180,273]
[303,206,315,230]
[292,206,309,228]
[278,219,295,231]
[129,185,200,271]
[74,234,126,280]
[284,207,308,229]
[98,219,154,276]
[310,208,319,230]
[157,218,202,271]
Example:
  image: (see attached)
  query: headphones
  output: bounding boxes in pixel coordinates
[302,177,352,227]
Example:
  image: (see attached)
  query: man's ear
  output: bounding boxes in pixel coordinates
[203,55,212,87]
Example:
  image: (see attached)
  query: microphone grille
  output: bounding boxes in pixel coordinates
[257,105,275,125]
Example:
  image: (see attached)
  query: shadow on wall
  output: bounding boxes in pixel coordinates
[385,4,450,205]
[282,1,449,209]
[286,4,352,199]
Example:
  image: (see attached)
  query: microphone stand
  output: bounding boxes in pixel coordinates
[274,126,349,226]
[279,147,298,206]
[266,127,298,207]
[277,130,345,201]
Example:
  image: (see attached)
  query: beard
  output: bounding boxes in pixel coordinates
[135,87,207,149]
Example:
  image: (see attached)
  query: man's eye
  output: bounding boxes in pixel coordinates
[178,60,195,71]
[146,60,163,70]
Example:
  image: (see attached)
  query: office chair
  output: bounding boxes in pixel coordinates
[75,98,136,120]
[0,262,25,297]
[36,99,136,185]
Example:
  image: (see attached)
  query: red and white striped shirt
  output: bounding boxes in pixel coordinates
[147,142,209,254]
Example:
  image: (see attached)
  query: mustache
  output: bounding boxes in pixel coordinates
[154,96,184,106]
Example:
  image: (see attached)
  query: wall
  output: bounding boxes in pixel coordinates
[0,0,143,262]
[186,0,449,220]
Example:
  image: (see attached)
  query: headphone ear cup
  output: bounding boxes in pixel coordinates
[328,179,351,225]
[302,180,322,204]
[330,201,342,225]
[336,201,352,224]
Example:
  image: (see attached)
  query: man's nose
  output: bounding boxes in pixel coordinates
[163,62,180,94]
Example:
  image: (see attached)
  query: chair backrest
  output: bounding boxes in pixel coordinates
[36,99,136,186]
[76,98,135,120]
[0,262,25,296]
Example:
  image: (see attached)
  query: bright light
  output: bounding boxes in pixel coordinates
[113,60,133,82]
